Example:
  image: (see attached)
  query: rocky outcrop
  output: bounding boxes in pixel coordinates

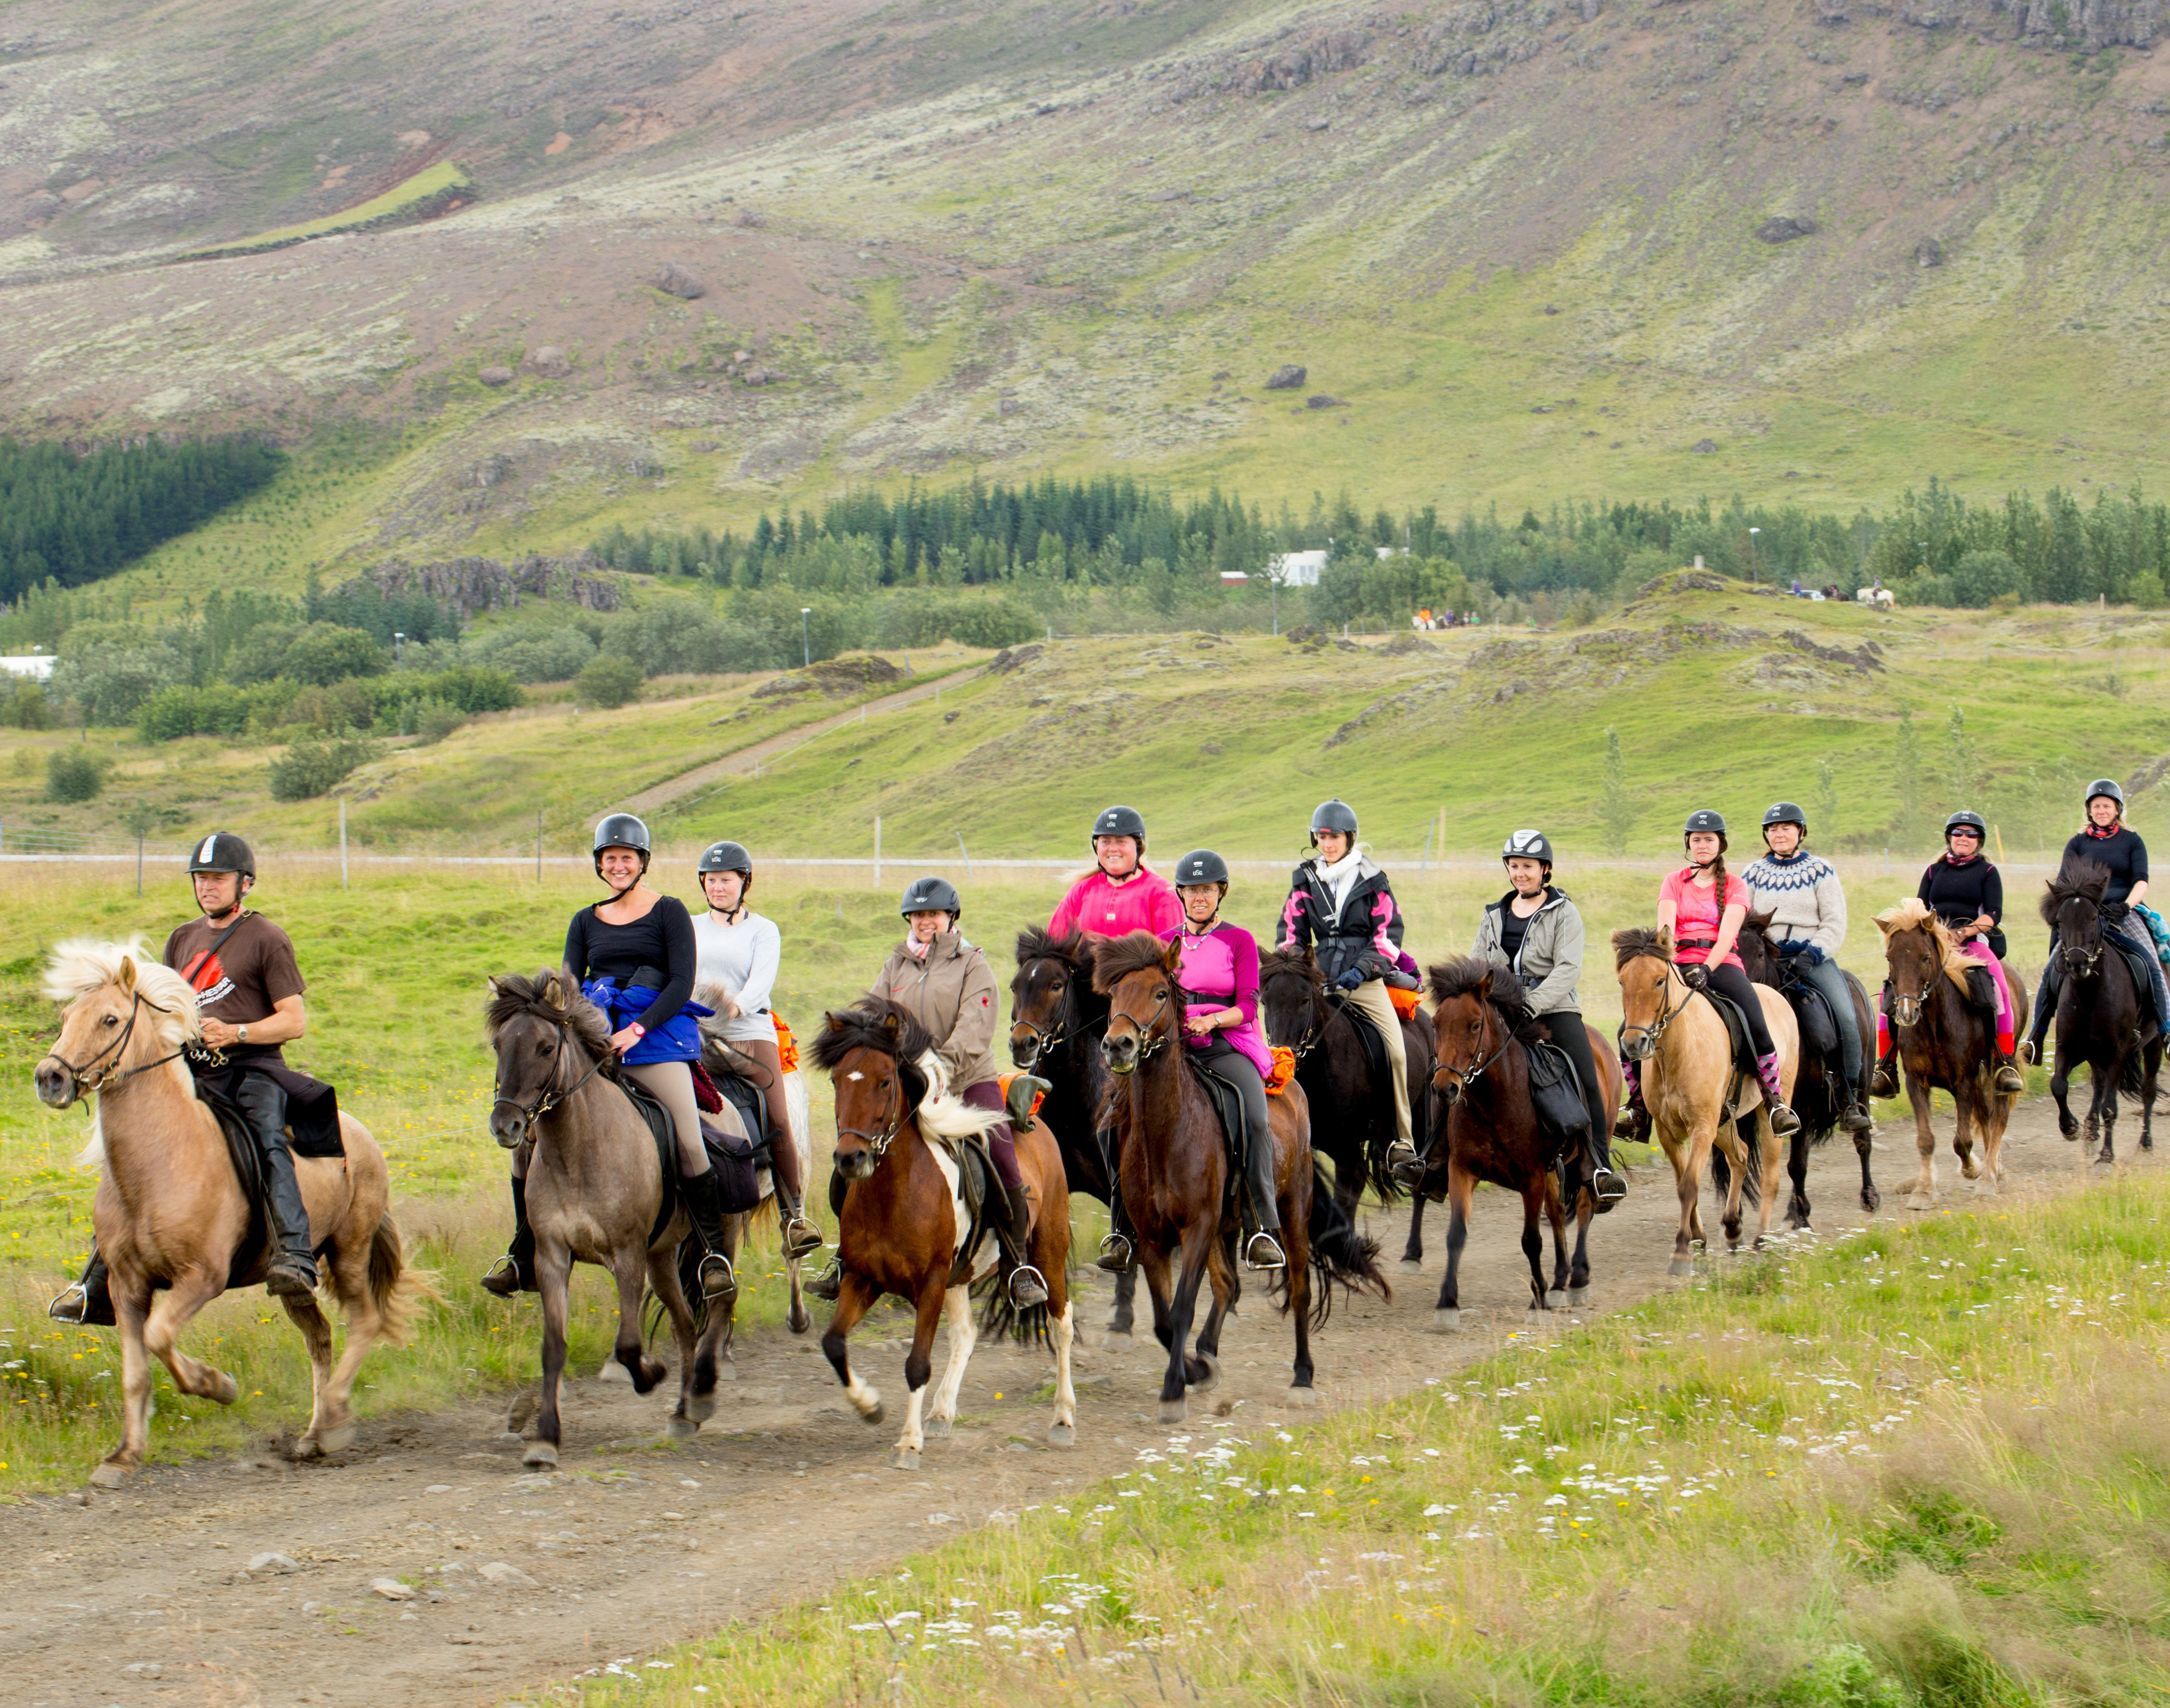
[1757,216,1817,243]
[1265,364,1308,390]
[525,345,572,379]
[752,654,906,698]
[478,365,513,386]
[1167,28,1368,99]
[347,552,622,618]
[1915,237,1946,266]
[653,261,705,300]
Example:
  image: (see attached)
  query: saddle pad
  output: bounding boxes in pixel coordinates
[1328,989,1396,1130]
[1190,1060,1249,1215]
[614,1073,681,1247]
[949,1142,995,1287]
[2108,933,2165,1028]
[1524,1038,1592,1156]
[1697,987,1761,1085]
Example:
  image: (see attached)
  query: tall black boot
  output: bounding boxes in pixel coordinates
[49,1239,116,1327]
[808,1170,847,1300]
[679,1169,739,1302]
[1094,1123,1136,1272]
[1586,1122,1628,1212]
[259,1144,319,1298]
[771,1168,824,1260]
[1242,1120,1285,1271]
[2022,963,2058,1067]
[481,1177,538,1296]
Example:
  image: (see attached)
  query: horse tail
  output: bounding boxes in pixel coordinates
[367,1215,440,1348]
[975,1270,1055,1347]
[1305,1167,1390,1326]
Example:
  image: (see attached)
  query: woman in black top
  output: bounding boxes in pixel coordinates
[1877,810,2025,1094]
[2023,779,2168,1062]
[484,813,738,1300]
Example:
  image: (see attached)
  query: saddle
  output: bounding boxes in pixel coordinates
[1523,1037,1592,1160]
[2105,932,2165,1032]
[1692,985,1762,1113]
[1190,1059,1252,1217]
[1327,987,1397,1134]
[1775,962,1842,1060]
[612,1073,681,1246]
[701,1069,774,1215]
[186,1059,347,1290]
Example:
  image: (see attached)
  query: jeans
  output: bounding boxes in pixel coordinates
[1342,979,1413,1147]
[1783,952,1864,1086]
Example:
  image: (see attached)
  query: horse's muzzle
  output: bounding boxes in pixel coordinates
[1893,995,1923,1028]
[489,1109,527,1150]
[32,1060,74,1108]
[833,1146,879,1181]
[1100,1035,1138,1077]
[1008,1028,1043,1071]
[1621,1034,1656,1064]
[1434,1076,1462,1108]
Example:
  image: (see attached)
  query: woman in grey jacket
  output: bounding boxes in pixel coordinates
[1470,830,1627,1210]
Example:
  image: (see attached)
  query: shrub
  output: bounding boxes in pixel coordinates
[48,638,183,723]
[45,746,103,802]
[466,624,597,682]
[602,601,786,675]
[577,653,644,709]
[402,698,466,743]
[137,683,251,743]
[1950,550,2025,609]
[280,622,389,686]
[947,599,1042,648]
[268,736,374,801]
[3,681,51,729]
[366,665,522,718]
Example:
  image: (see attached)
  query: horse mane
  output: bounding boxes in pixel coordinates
[1872,898,1971,993]
[1259,945,1318,981]
[1015,925,1095,979]
[809,998,1001,1143]
[1425,955,1547,1043]
[2042,857,2112,922]
[1611,926,1674,971]
[44,938,200,1051]
[1090,928,1178,993]
[486,968,616,1065]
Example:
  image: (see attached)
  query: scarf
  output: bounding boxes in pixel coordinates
[1315,845,1367,917]
[2085,819,2122,840]
[906,933,933,960]
[1944,850,1979,867]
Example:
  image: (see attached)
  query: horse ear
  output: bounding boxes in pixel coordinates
[1656,926,1674,958]
[117,956,137,992]
[1476,969,1493,1001]
[544,975,568,1012]
[881,1008,902,1037]
[486,976,502,999]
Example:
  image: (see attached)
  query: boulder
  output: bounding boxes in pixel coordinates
[478,365,514,387]
[689,440,718,453]
[1265,364,1308,390]
[733,207,766,229]
[525,345,572,379]
[1691,438,1718,453]
[1756,216,1817,244]
[1306,394,1345,409]
[654,262,706,300]
[1915,237,1945,267]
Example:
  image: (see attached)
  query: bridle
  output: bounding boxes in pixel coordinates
[493,1010,612,1125]
[1619,957,1686,1060]
[835,1067,908,1161]
[1105,983,1173,1067]
[1011,959,1108,1063]
[42,989,189,1098]
[2059,900,2106,980]
[1431,995,1515,1099]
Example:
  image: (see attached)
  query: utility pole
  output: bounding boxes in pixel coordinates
[801,607,812,669]
[1747,527,1760,586]
[537,809,543,880]
[136,832,143,898]
[873,817,882,889]
[957,832,975,878]
[339,798,349,889]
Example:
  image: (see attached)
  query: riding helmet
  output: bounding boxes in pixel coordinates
[2086,778,2126,811]
[1502,828,1554,867]
[899,875,963,920]
[1310,798,1360,840]
[1090,804,1148,850]
[697,839,754,896]
[187,832,255,879]
[1683,808,1728,844]
[1945,809,1988,840]
[1173,848,1231,886]
[592,812,652,878]
[1761,801,1808,837]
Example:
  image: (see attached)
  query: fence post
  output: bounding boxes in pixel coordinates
[873,817,882,889]
[1420,818,1434,874]
[339,799,349,889]
[957,831,975,879]
[536,809,543,880]
[136,833,143,898]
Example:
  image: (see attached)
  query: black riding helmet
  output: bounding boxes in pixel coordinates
[899,874,963,921]
[593,812,651,880]
[1172,848,1230,887]
[188,832,256,879]
[1762,801,1808,842]
[2086,778,2125,812]
[1310,798,1359,842]
[1683,808,1728,848]
[697,839,754,898]
[1945,809,1988,842]
[1090,804,1147,856]
[1502,828,1554,869]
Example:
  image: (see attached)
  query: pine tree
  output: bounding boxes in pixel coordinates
[1598,727,1635,856]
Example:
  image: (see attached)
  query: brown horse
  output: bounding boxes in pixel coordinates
[1096,931,1387,1422]
[35,940,433,1486]
[485,970,708,1468]
[1613,928,1800,1275]
[1875,899,2030,1205]
[1421,958,1619,1329]
[811,999,1075,1470]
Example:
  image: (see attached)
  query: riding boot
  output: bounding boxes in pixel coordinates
[49,1239,116,1327]
[771,1171,824,1261]
[1756,1052,1802,1138]
[2022,962,2058,1067]
[1094,1123,1136,1272]
[1242,1121,1285,1272]
[259,1144,320,1298]
[1994,1053,2027,1096]
[808,1170,848,1300]
[481,1177,539,1296]
[678,1169,739,1302]
[1390,1137,1430,1191]
[997,1177,1049,1309]
[1586,1125,1628,1212]
[1613,1056,1650,1142]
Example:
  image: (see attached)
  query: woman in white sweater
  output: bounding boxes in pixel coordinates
[691,841,822,1258]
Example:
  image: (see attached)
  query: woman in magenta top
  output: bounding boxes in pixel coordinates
[1048,803,1184,941]
[1161,848,1285,1272]
[1635,808,1800,1138]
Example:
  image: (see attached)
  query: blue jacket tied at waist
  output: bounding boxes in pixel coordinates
[582,978,711,1064]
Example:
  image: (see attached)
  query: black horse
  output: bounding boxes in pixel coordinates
[1733,912,1882,1224]
[2040,859,2161,1162]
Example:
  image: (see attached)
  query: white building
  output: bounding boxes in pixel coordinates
[0,655,54,682]
[1269,550,1328,587]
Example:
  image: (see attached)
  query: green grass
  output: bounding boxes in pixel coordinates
[178,161,471,259]
[578,1175,2170,1707]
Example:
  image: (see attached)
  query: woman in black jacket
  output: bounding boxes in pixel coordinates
[2021,779,2169,1065]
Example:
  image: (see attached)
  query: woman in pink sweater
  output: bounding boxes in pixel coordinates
[1048,804,1183,941]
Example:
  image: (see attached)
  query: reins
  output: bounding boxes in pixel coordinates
[1432,998,1517,1097]
[1619,956,1686,1057]
[836,1072,907,1161]
[1013,960,1109,1061]
[493,1008,613,1124]
[42,989,190,1098]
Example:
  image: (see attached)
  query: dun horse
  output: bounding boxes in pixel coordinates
[1421,957,1618,1328]
[1873,901,2030,1205]
[1613,928,1800,1273]
[35,941,433,1485]
[485,970,708,1467]
[812,1000,1076,1470]
[2037,860,2158,1161]
[1096,932,1387,1422]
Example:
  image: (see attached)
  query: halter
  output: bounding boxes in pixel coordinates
[1619,957,1686,1060]
[41,989,188,1098]
[1431,995,1516,1098]
[492,1011,612,1125]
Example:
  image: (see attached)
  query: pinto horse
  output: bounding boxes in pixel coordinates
[1735,913,1881,1223]
[1421,958,1618,1330]
[2037,860,2158,1162]
[1096,931,1387,1422]
[35,941,435,1485]
[1613,928,1799,1274]
[1874,900,2030,1206]
[812,1000,1076,1470]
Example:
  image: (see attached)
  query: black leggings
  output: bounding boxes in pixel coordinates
[1538,1011,1608,1140]
[1694,961,1775,1058]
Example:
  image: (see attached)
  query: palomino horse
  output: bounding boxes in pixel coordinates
[698,1020,816,1350]
[811,999,1075,1470]
[2037,860,2156,1161]
[35,941,433,1485]
[486,970,707,1467]
[1735,912,1882,1222]
[1096,931,1388,1422]
[1009,926,1139,1341]
[1613,928,1800,1274]
[1874,900,2030,1205]
[1420,958,1619,1329]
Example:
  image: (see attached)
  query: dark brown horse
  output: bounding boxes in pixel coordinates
[1096,932,1387,1422]
[1735,913,1882,1223]
[2038,859,2160,1162]
[811,999,1075,1469]
[1874,900,2030,1207]
[1420,958,1619,1330]
[1009,926,1139,1341]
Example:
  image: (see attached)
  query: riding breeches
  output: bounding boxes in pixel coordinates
[962,1080,1022,1192]
[1342,979,1414,1148]
[1690,962,1775,1058]
[625,1060,708,1178]
[1537,1010,1609,1141]
[1191,1038,1278,1233]
[1784,953,1864,1083]
[727,1035,803,1198]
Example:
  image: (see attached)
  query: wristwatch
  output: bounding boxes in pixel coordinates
[237,1024,248,1044]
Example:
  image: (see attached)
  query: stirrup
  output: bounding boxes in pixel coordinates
[1994,1060,2027,1094]
[781,1215,825,1260]
[48,1282,92,1325]
[265,1256,319,1298]
[1868,1061,1899,1100]
[1243,1231,1286,1271]
[1095,1233,1135,1274]
[806,1258,842,1301]
[1007,1265,1050,1308]
[695,1249,739,1301]
[1840,1102,1875,1134]
[2019,1039,2041,1068]
[1591,1164,1627,1210]
[1390,1150,1427,1189]
[480,1252,531,1297]
[1768,1102,1802,1137]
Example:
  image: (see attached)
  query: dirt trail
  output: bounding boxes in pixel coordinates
[1,1104,2144,1707]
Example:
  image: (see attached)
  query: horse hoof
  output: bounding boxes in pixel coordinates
[1545,1289,1567,1309]
[89,1462,130,1490]
[688,1393,717,1424]
[595,1360,634,1386]
[1191,1354,1220,1394]
[1860,1192,1880,1214]
[888,1448,920,1471]
[1398,1258,1425,1273]
[1432,1308,1461,1332]
[1047,1421,1077,1448]
[1284,1383,1321,1408]
[787,1305,812,1336]
[861,1400,886,1426]
[208,1371,239,1407]
[1904,1193,1934,1212]
[317,1420,357,1455]
[923,1416,951,1441]
[1667,1259,1694,1277]
[666,1415,699,1440]
[522,1443,559,1469]
[1100,1330,1134,1352]
[1157,1398,1187,1424]
[2094,1151,2118,1168]
[290,1438,323,1461]
[1565,1287,1589,1306]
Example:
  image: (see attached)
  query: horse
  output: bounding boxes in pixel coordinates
[1613,928,1800,1274]
[1009,926,1140,1342]
[34,940,434,1486]
[2037,860,2159,1162]
[811,998,1075,1470]
[1734,912,1882,1222]
[485,969,709,1468]
[1096,931,1388,1422]
[1420,958,1619,1330]
[697,1020,816,1355]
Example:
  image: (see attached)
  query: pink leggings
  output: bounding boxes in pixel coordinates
[1878,941,2013,1056]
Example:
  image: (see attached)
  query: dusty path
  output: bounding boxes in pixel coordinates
[1,1102,2147,1707]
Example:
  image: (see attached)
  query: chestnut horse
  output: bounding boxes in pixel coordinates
[1613,928,1799,1275]
[1096,931,1387,1422]
[2038,860,2160,1162]
[1874,900,2030,1206]
[1421,957,1619,1329]
[812,999,1075,1470]
[35,940,433,1486]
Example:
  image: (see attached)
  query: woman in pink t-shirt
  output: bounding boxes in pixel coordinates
[1621,809,1800,1138]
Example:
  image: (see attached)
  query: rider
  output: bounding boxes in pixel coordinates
[51,832,328,1325]
[1464,829,1628,1209]
[1045,805,1181,1275]
[690,840,822,1261]
[1278,798,1418,1178]
[1739,802,1875,1134]
[1623,809,1802,1139]
[1163,850,1285,1270]
[810,877,1049,1309]
[483,813,738,1302]
[2023,780,2169,1065]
